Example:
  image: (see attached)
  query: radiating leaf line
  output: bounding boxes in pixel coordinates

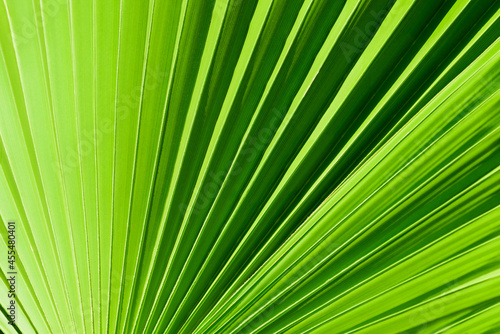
[114,1,156,332]
[38,0,84,328]
[128,2,189,333]
[67,0,95,330]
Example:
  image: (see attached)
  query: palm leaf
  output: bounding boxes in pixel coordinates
[1,0,499,333]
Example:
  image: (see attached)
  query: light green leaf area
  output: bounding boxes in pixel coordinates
[0,0,499,333]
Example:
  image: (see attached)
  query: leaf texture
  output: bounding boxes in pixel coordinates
[0,0,499,333]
